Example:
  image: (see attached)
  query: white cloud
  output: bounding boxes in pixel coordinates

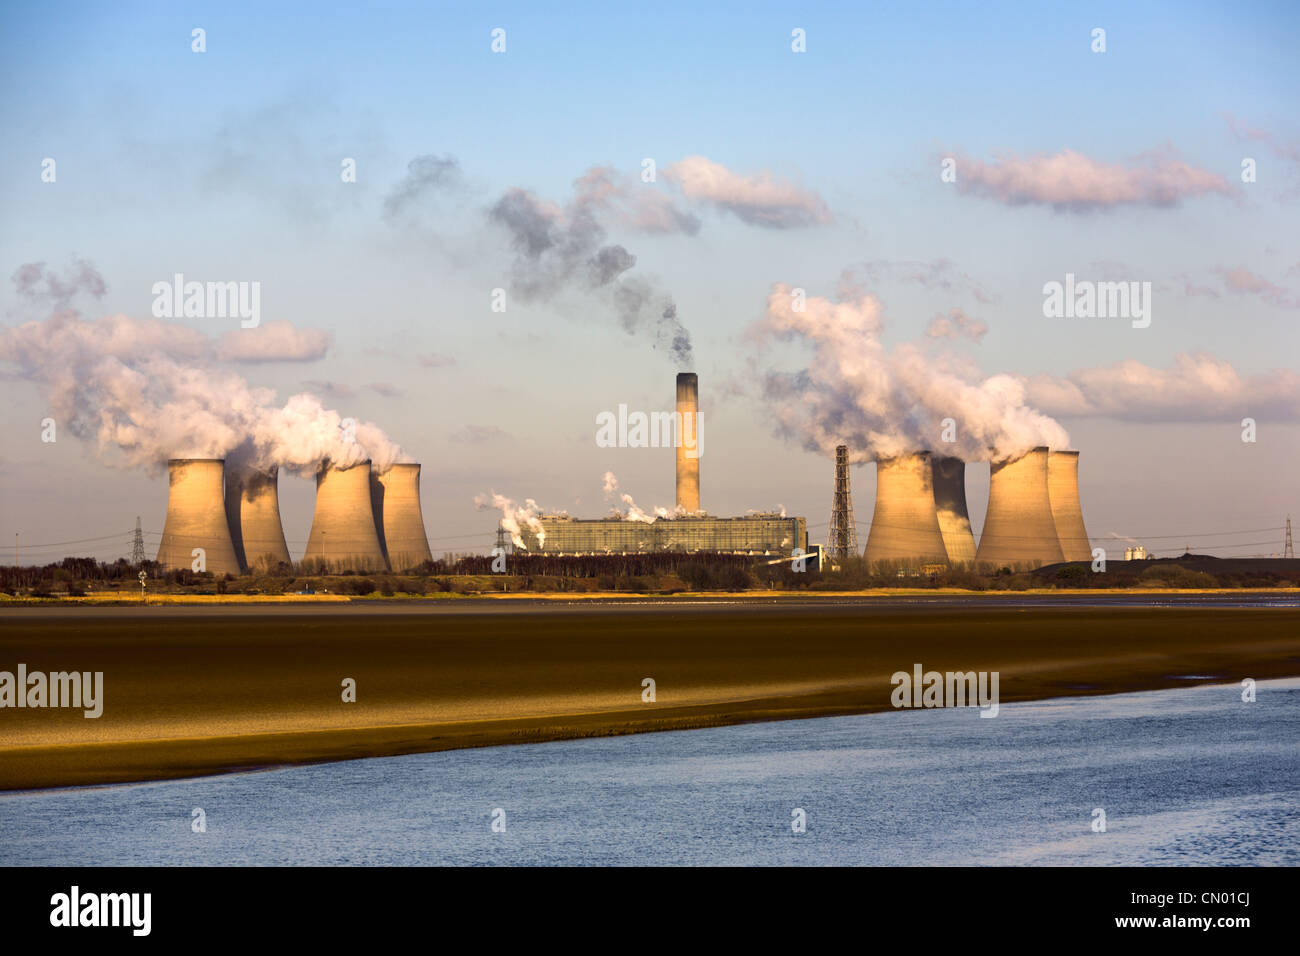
[951,147,1232,210]
[217,320,331,362]
[1024,353,1300,421]
[664,156,832,228]
[925,308,988,342]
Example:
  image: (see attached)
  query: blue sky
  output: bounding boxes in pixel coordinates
[1,1,1298,562]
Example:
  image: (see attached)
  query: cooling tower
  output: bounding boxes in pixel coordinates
[863,452,949,567]
[675,372,700,513]
[225,465,291,573]
[156,458,242,576]
[370,463,433,571]
[976,446,1065,568]
[932,455,976,565]
[302,460,390,572]
[1048,450,1092,562]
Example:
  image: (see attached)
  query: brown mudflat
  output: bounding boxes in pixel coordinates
[2,604,1298,790]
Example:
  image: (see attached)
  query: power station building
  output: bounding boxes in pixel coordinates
[517,513,807,556]
[150,370,1090,576]
[510,372,808,557]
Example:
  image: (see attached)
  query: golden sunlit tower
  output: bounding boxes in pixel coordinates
[156,459,242,576]
[303,460,390,573]
[370,463,433,571]
[976,447,1065,568]
[863,452,949,568]
[675,372,700,513]
[1047,450,1092,562]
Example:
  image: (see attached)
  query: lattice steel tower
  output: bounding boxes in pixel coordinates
[1286,515,1294,559]
[131,516,146,566]
[828,444,859,561]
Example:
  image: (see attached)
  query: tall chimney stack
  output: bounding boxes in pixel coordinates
[863,451,949,568]
[675,372,700,513]
[1048,450,1092,562]
[156,458,242,576]
[932,455,976,566]
[976,446,1065,568]
[371,462,433,571]
[302,460,390,573]
[225,464,291,573]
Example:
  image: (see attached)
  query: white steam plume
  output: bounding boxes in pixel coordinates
[475,492,546,549]
[752,283,1069,462]
[0,307,408,476]
[601,470,672,523]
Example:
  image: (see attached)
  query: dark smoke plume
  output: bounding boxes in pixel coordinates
[383,154,462,218]
[488,176,694,368]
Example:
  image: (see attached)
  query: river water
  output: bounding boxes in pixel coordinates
[3,678,1296,865]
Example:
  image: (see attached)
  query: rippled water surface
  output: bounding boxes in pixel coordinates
[4,679,1297,865]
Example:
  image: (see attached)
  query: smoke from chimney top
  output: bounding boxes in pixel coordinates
[488,173,694,367]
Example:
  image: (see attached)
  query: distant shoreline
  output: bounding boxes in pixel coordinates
[2,585,1299,607]
[3,603,1299,791]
